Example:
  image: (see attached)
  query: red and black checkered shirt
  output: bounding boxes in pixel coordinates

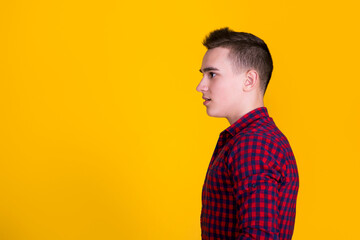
[201,107,299,240]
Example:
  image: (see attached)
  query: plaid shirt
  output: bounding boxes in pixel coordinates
[201,107,299,240]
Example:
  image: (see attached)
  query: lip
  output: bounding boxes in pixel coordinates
[203,99,211,106]
[202,96,211,106]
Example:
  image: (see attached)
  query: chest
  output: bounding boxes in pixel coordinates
[204,139,235,193]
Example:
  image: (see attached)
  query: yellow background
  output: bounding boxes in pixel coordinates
[1,0,359,239]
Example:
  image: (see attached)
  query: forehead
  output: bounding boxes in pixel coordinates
[201,47,233,70]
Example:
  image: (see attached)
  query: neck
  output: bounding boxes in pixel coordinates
[227,98,264,125]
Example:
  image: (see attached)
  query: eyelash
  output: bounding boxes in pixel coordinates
[209,72,216,78]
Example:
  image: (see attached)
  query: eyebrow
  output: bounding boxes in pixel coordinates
[199,67,219,73]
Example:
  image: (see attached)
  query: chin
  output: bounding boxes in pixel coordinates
[206,109,224,118]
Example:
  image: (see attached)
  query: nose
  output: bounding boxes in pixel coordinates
[196,77,208,93]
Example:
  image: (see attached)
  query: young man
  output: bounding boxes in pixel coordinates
[196,28,299,240]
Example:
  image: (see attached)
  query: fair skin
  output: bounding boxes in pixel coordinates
[196,47,265,125]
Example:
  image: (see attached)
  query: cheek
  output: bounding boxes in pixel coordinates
[227,80,243,99]
[214,82,237,102]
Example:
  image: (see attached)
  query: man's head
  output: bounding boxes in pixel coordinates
[202,27,273,94]
[196,27,273,124]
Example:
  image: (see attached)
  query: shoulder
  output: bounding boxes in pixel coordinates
[230,130,286,160]
[231,115,293,158]
[227,130,288,180]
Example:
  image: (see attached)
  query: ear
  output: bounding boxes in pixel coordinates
[243,69,259,92]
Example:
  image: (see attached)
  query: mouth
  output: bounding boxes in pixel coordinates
[203,97,212,105]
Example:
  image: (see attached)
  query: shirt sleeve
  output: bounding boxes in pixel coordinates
[228,134,286,240]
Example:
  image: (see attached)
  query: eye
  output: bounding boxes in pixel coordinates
[209,72,216,78]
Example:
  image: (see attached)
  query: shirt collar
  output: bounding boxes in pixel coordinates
[222,107,269,137]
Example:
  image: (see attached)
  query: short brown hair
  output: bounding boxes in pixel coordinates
[203,27,273,94]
